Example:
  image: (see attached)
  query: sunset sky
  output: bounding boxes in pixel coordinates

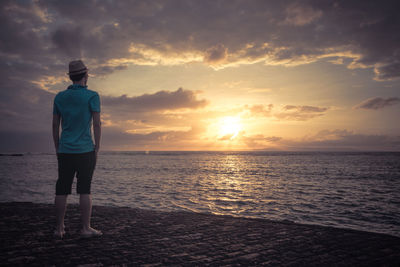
[0,0,399,152]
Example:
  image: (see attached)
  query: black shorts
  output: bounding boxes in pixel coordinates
[56,151,96,195]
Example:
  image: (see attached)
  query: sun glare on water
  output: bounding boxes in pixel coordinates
[218,116,242,140]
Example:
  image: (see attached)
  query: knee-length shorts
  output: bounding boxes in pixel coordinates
[56,151,96,195]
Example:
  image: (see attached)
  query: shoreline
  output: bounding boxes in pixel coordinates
[1,202,399,266]
[2,199,398,239]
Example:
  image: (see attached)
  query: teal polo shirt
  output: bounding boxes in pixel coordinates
[53,84,101,153]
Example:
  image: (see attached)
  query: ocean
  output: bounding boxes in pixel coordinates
[0,151,399,237]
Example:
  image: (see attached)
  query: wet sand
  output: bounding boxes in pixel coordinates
[1,202,399,266]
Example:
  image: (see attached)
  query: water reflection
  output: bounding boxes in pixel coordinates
[202,155,251,216]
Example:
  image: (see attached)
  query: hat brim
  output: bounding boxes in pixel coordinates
[67,68,88,75]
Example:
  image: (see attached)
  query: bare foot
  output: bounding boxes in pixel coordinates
[54,224,66,238]
[81,227,102,238]
[53,229,65,239]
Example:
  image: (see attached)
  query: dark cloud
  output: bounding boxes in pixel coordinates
[283,2,323,26]
[52,26,83,58]
[92,65,129,77]
[275,105,328,121]
[374,63,400,81]
[0,1,46,57]
[354,97,400,110]
[102,88,208,113]
[0,62,55,134]
[204,44,228,64]
[1,0,398,79]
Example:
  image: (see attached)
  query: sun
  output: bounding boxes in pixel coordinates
[218,116,242,140]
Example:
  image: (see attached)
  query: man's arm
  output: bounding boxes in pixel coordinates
[92,112,101,154]
[52,114,61,153]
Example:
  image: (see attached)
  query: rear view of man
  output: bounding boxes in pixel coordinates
[52,60,102,238]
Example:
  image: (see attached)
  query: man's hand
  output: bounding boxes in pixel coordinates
[92,111,101,157]
[52,114,61,154]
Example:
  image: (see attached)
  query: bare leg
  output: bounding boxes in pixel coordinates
[80,194,102,236]
[55,195,68,237]
[80,194,92,231]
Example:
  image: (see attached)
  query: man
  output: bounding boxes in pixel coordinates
[52,60,102,238]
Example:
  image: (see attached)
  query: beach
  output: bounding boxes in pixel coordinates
[1,202,399,266]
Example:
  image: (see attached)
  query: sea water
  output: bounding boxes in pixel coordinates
[0,151,399,237]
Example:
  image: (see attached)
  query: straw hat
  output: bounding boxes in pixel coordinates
[68,60,88,75]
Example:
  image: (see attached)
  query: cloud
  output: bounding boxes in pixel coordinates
[284,3,323,26]
[91,64,129,77]
[245,104,274,117]
[243,129,400,151]
[97,88,209,139]
[52,26,83,58]
[0,62,55,134]
[204,44,228,65]
[218,134,235,141]
[283,105,327,112]
[242,104,328,121]
[102,88,208,113]
[354,97,400,110]
[275,105,328,121]
[126,43,203,66]
[240,134,282,148]
[101,125,208,151]
[374,63,400,81]
[1,0,399,80]
[284,129,400,151]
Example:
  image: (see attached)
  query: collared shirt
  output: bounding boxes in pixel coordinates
[53,84,100,153]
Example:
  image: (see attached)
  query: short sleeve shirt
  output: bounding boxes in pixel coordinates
[53,84,100,153]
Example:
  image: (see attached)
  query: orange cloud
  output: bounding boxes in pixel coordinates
[274,105,329,121]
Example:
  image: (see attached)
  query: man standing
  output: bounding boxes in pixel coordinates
[52,60,102,238]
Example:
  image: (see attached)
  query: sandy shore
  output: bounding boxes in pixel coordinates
[1,202,399,266]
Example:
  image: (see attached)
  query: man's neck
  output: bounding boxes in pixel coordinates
[73,80,86,86]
